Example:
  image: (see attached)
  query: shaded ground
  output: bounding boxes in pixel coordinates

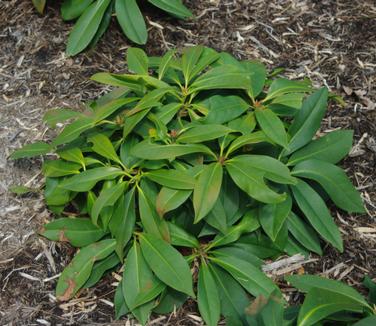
[0,0,375,325]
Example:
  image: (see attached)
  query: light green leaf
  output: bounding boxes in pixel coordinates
[139,233,194,297]
[66,0,112,56]
[197,262,221,326]
[288,130,354,165]
[291,179,343,251]
[194,163,223,223]
[88,133,122,164]
[57,147,85,167]
[158,49,176,80]
[32,0,46,14]
[93,97,138,122]
[255,108,288,148]
[11,141,51,159]
[181,46,204,85]
[292,159,365,213]
[56,239,115,301]
[127,48,149,75]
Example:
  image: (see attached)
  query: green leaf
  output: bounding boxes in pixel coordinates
[226,131,269,156]
[9,185,36,195]
[56,239,115,301]
[265,78,312,101]
[138,186,170,241]
[288,130,354,165]
[60,167,124,192]
[148,0,193,19]
[11,141,51,159]
[43,108,82,128]
[193,163,223,223]
[114,282,129,319]
[32,0,46,14]
[211,255,278,298]
[123,242,164,311]
[61,0,94,20]
[45,178,71,206]
[84,253,120,288]
[363,275,376,305]
[259,195,292,241]
[139,233,194,297]
[168,222,200,248]
[178,124,232,143]
[288,212,322,255]
[255,108,288,148]
[153,288,188,314]
[197,262,221,326]
[158,49,176,80]
[292,159,365,213]
[287,87,328,154]
[42,160,81,177]
[57,147,85,167]
[156,187,191,217]
[291,179,343,251]
[52,117,95,146]
[131,141,215,160]
[41,218,106,247]
[209,210,260,248]
[297,288,366,326]
[286,274,371,309]
[127,48,149,75]
[145,169,195,189]
[181,46,204,85]
[205,196,228,234]
[226,156,289,204]
[88,133,122,165]
[115,0,147,44]
[228,112,257,135]
[354,316,376,326]
[189,65,252,93]
[241,61,267,99]
[209,264,251,323]
[109,188,136,259]
[66,0,112,56]
[91,182,126,227]
[93,97,138,122]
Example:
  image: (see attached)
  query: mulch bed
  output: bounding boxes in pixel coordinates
[0,0,375,325]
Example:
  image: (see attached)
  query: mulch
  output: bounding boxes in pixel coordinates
[0,0,375,325]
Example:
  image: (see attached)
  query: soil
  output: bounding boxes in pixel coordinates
[0,0,375,325]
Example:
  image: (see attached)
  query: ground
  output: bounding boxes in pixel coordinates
[0,0,375,325]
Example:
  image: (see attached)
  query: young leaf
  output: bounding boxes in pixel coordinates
[193,163,223,223]
[288,130,354,165]
[60,167,124,192]
[41,218,106,247]
[66,0,112,56]
[288,212,322,255]
[158,49,176,80]
[148,0,193,19]
[145,169,195,189]
[109,188,136,259]
[11,141,52,159]
[255,108,288,148]
[156,187,192,217]
[56,239,115,301]
[127,48,149,75]
[197,262,221,326]
[292,159,365,213]
[291,179,343,251]
[287,87,328,154]
[139,233,194,297]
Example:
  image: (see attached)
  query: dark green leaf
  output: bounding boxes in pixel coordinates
[88,133,122,165]
[61,0,94,20]
[148,0,193,19]
[156,187,191,217]
[145,169,195,189]
[168,222,199,248]
[84,253,120,288]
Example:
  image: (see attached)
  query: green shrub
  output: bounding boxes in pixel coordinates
[12,46,366,325]
[31,0,193,55]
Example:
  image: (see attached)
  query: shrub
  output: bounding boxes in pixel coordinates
[11,46,366,325]
[31,0,193,55]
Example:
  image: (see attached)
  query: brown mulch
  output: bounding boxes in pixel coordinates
[0,0,375,325]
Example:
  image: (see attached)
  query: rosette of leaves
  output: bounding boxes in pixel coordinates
[12,46,365,325]
[31,0,193,55]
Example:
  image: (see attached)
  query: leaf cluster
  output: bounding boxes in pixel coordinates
[11,46,366,325]
[31,0,193,55]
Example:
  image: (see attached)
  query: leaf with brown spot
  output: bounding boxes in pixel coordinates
[56,239,115,301]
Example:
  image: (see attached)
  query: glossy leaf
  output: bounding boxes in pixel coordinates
[226,131,269,156]
[193,163,223,223]
[57,147,85,167]
[292,159,365,213]
[139,233,194,297]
